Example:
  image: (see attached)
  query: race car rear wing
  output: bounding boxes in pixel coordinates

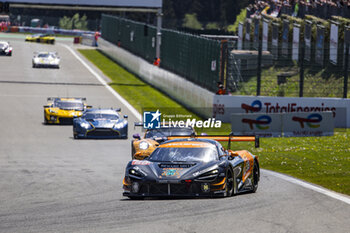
[167,133,260,148]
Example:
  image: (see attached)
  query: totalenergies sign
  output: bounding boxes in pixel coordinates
[242,115,272,130]
[232,113,283,137]
[213,95,350,128]
[231,112,333,137]
[292,113,322,128]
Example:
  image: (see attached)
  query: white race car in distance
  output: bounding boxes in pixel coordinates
[32,52,60,69]
[0,41,12,56]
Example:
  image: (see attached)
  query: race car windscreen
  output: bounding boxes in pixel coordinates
[38,54,54,58]
[83,113,119,120]
[0,43,6,49]
[54,101,84,110]
[148,147,218,163]
[145,127,193,138]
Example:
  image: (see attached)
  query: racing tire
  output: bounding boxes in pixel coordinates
[225,168,235,197]
[7,52,12,56]
[32,63,36,68]
[250,162,259,193]
[128,196,144,200]
[131,141,136,159]
[36,38,40,43]
[51,40,55,45]
[74,134,79,139]
[43,111,48,125]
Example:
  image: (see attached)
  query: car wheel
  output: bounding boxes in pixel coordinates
[250,162,259,193]
[36,38,40,43]
[74,134,78,139]
[225,168,235,197]
[32,64,36,68]
[43,112,48,125]
[8,52,12,56]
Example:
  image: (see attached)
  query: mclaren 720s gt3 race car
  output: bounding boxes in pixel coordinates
[123,134,260,199]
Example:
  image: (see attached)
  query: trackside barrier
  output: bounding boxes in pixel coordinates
[231,112,334,137]
[214,95,350,128]
[98,38,214,118]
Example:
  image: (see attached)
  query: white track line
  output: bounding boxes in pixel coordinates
[263,169,350,205]
[62,44,142,121]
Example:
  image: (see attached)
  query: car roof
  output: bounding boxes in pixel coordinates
[53,98,84,102]
[37,52,56,55]
[84,108,119,114]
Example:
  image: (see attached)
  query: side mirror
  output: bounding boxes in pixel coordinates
[43,105,50,108]
[228,150,239,160]
[133,133,141,140]
[124,115,128,119]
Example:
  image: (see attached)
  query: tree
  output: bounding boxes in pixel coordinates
[182,13,202,29]
[59,13,88,30]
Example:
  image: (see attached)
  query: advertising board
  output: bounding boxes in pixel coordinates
[213,95,350,128]
[231,112,334,137]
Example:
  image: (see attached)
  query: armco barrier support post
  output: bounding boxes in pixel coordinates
[299,40,305,97]
[156,8,162,59]
[344,42,349,99]
[257,34,262,96]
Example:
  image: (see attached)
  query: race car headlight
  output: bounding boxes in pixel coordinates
[81,122,91,129]
[139,141,149,150]
[114,122,125,129]
[195,169,219,181]
[129,169,143,177]
[48,109,57,113]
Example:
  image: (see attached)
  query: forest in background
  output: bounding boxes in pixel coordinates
[163,0,250,30]
[9,0,251,32]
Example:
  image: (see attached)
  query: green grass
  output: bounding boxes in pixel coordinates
[78,49,197,119]
[78,49,350,195]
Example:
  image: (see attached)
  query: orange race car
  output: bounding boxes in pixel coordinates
[123,133,260,198]
[131,123,196,160]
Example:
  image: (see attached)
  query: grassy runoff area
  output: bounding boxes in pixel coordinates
[79,49,350,195]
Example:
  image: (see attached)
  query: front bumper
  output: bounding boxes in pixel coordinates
[34,63,59,68]
[45,115,74,125]
[123,180,226,198]
[75,127,128,139]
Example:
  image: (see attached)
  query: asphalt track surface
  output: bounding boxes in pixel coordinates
[0,35,349,233]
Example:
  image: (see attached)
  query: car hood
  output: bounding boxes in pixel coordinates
[47,108,82,117]
[128,160,219,181]
[85,119,121,128]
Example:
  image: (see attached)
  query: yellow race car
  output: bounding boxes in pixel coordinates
[25,34,55,44]
[43,97,91,124]
[131,123,196,160]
